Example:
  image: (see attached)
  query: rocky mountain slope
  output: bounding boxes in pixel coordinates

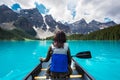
[69,19,116,34]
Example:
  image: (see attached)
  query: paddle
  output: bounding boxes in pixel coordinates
[72,51,92,58]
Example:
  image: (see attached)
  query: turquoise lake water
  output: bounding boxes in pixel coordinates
[0,40,120,80]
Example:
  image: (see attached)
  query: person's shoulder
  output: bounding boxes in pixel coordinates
[64,43,69,46]
[50,43,55,49]
[64,43,69,49]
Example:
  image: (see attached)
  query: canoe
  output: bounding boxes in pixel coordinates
[24,58,94,80]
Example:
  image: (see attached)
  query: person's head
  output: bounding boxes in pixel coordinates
[53,31,66,47]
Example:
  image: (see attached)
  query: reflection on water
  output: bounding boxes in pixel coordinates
[39,40,47,46]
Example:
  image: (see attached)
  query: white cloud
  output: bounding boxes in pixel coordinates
[0,0,36,9]
[67,0,77,19]
[35,0,73,22]
[0,0,120,23]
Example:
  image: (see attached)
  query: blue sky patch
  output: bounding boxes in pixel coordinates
[11,3,21,11]
[71,10,76,19]
[67,1,76,19]
[35,2,49,14]
[104,17,112,22]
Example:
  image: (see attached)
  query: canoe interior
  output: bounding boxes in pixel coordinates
[24,59,94,80]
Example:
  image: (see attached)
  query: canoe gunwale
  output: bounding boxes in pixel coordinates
[72,59,94,80]
[24,62,42,80]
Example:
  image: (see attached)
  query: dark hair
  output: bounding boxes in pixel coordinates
[53,31,66,48]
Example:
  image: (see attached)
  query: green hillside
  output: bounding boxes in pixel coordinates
[0,27,36,40]
[80,25,120,40]
[67,34,83,40]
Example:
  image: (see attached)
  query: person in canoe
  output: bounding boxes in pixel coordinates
[40,31,72,78]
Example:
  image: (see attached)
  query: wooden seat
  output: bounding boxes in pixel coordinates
[34,74,82,79]
[41,68,47,71]
[41,68,76,71]
[70,75,82,78]
[36,68,82,79]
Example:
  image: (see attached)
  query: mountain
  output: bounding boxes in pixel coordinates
[69,18,91,34]
[0,22,16,30]
[19,8,44,27]
[0,4,118,40]
[33,15,71,39]
[0,4,18,23]
[88,20,116,30]
[57,21,70,33]
[19,8,70,33]
[88,20,102,30]
[15,6,70,38]
[0,5,37,37]
[13,17,37,36]
[103,21,116,28]
[69,19,117,34]
[44,15,57,31]
[0,23,36,40]
[79,24,120,40]
[44,15,70,33]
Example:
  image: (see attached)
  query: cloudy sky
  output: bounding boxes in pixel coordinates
[0,0,120,23]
